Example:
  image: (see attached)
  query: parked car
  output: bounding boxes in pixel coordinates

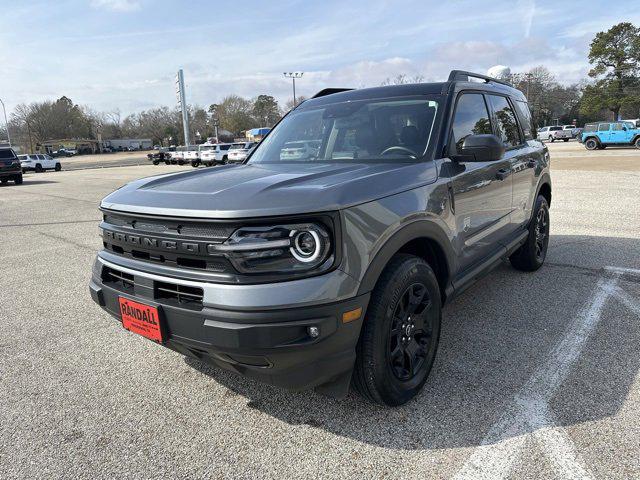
[147,150,172,165]
[226,142,257,164]
[581,121,640,150]
[562,125,577,138]
[18,154,61,172]
[537,126,571,142]
[90,70,551,406]
[279,140,322,160]
[170,146,187,165]
[0,147,23,185]
[183,146,201,167]
[200,143,232,166]
[573,127,584,142]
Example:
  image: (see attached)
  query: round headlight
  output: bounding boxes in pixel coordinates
[290,229,322,263]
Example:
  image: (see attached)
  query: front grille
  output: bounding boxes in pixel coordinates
[100,211,238,274]
[155,281,204,310]
[102,267,134,293]
[103,213,235,241]
[101,265,204,310]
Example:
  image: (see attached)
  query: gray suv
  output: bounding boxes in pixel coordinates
[90,70,551,406]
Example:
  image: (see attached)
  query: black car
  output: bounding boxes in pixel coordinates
[0,147,23,185]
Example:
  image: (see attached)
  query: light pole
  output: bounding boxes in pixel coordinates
[0,98,10,146]
[283,72,304,107]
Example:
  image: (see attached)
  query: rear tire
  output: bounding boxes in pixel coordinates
[510,195,549,272]
[191,161,201,168]
[14,174,23,185]
[353,254,441,406]
[35,163,43,172]
[1,178,8,184]
[563,138,569,142]
[634,138,640,149]
[550,137,555,143]
[585,138,598,150]
[55,163,61,171]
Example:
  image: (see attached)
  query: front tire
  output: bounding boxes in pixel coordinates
[634,138,640,149]
[510,195,549,272]
[55,163,61,171]
[14,174,23,185]
[563,138,569,142]
[353,254,441,406]
[35,163,43,172]
[550,137,555,143]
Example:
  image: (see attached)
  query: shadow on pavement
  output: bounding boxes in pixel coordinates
[184,233,640,450]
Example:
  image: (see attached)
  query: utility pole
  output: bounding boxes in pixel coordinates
[0,98,11,146]
[175,69,191,146]
[283,72,304,107]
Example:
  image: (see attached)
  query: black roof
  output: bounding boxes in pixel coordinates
[302,70,526,108]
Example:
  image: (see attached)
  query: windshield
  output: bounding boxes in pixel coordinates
[249,97,440,164]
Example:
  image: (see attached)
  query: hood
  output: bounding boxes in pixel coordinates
[100,162,438,219]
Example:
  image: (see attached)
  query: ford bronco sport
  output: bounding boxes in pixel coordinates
[90,71,551,406]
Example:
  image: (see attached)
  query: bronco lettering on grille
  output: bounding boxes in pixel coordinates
[103,229,208,255]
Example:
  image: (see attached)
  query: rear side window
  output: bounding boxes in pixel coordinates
[598,123,610,131]
[450,93,492,154]
[488,95,522,147]
[611,123,625,131]
[584,124,596,132]
[0,149,16,160]
[514,100,535,140]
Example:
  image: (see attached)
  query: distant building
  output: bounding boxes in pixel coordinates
[105,138,153,150]
[245,128,271,141]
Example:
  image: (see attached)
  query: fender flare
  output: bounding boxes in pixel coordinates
[535,172,552,201]
[356,220,456,298]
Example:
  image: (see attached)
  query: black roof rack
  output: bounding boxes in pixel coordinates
[311,88,354,99]
[448,70,512,87]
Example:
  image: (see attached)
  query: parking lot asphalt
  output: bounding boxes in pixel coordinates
[1,142,639,479]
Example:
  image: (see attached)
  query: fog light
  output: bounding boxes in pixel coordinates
[307,326,320,338]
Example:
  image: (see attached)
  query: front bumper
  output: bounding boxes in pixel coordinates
[90,256,368,394]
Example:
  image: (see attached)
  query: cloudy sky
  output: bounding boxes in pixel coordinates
[0,0,638,116]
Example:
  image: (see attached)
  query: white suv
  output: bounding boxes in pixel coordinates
[201,143,232,167]
[18,154,61,172]
[227,142,257,164]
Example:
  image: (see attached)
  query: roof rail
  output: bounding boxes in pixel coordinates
[311,88,354,99]
[448,70,512,87]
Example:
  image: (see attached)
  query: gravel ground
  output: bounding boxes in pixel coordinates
[1,143,639,479]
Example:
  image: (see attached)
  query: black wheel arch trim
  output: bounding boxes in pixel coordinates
[356,220,456,300]
[535,173,552,204]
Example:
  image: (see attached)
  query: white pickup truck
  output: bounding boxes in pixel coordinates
[537,125,572,142]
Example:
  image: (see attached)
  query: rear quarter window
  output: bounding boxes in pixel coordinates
[514,100,535,140]
[0,149,17,160]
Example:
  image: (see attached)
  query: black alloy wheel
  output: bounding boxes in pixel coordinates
[388,283,435,381]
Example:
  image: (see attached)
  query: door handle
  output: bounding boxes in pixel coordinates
[496,168,511,180]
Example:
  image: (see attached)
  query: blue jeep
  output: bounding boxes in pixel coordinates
[581,121,640,150]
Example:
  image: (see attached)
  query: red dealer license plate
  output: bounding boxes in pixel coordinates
[118,297,163,342]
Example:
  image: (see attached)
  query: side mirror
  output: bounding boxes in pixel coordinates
[454,134,505,162]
